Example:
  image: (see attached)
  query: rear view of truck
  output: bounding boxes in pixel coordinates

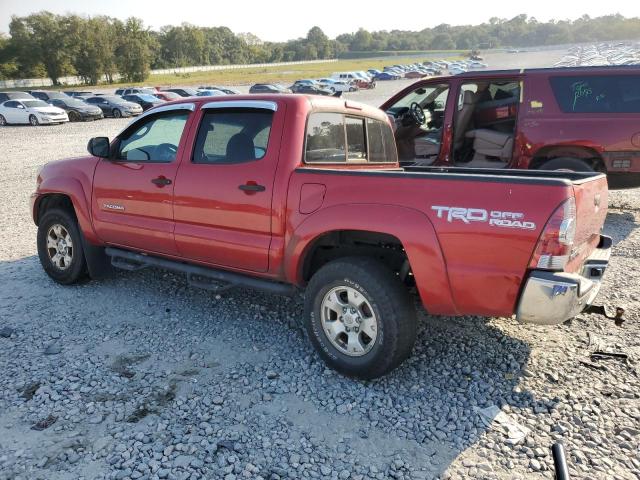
[517,173,610,324]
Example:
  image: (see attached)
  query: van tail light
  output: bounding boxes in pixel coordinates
[529,197,576,271]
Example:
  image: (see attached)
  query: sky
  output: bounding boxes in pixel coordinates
[0,0,638,41]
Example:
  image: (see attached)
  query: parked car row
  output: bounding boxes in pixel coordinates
[554,42,640,68]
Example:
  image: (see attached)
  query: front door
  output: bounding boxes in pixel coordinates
[173,101,284,273]
[4,101,28,123]
[91,107,193,255]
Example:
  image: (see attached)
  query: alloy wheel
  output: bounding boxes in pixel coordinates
[46,224,73,270]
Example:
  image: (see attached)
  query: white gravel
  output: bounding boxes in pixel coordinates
[1,66,639,480]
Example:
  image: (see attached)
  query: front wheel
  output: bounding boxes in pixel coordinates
[68,110,80,122]
[0,115,6,126]
[304,257,417,379]
[112,108,122,118]
[37,208,88,285]
[29,115,39,126]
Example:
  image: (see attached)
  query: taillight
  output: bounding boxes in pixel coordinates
[529,197,576,271]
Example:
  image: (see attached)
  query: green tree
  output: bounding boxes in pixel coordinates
[115,18,155,82]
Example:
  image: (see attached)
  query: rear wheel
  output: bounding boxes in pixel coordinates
[538,157,594,172]
[29,115,39,126]
[112,108,122,118]
[37,208,87,285]
[304,257,417,379]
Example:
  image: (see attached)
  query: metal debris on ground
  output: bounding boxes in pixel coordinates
[31,415,57,431]
[583,304,626,326]
[476,405,531,445]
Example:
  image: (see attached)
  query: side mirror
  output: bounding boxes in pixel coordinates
[88,137,110,158]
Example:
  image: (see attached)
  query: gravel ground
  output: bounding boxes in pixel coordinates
[1,54,640,480]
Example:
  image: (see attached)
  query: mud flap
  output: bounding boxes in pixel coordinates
[79,230,114,280]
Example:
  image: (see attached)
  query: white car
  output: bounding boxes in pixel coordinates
[318,79,357,93]
[0,99,68,126]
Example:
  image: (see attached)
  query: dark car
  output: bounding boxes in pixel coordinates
[291,84,340,97]
[0,91,35,103]
[249,83,290,94]
[375,72,401,81]
[48,97,104,121]
[122,94,165,111]
[161,88,199,97]
[29,90,69,102]
[84,95,143,118]
[65,91,94,98]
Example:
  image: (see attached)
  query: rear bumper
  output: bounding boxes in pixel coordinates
[606,172,640,190]
[516,235,612,325]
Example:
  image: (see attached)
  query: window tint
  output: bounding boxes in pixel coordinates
[367,118,397,163]
[4,101,19,108]
[550,75,640,113]
[305,113,346,163]
[345,116,366,161]
[193,109,273,164]
[117,111,189,162]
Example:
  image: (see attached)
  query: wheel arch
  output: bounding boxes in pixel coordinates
[285,204,458,316]
[530,145,605,171]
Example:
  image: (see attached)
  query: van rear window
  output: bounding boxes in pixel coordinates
[550,75,640,113]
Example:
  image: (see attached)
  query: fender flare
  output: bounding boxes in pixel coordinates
[285,203,458,315]
[35,176,99,244]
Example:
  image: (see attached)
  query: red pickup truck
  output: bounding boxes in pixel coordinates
[32,95,612,379]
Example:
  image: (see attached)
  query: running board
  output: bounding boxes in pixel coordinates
[105,247,297,296]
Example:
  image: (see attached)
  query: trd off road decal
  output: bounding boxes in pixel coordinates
[431,206,536,230]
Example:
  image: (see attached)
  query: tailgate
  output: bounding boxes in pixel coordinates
[565,174,608,272]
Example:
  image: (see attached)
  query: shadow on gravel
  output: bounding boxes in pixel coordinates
[605,210,638,245]
[1,255,538,478]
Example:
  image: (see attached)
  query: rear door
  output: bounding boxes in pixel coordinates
[173,100,284,272]
[91,104,195,255]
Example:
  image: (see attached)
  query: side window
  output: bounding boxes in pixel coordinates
[117,111,189,162]
[345,116,366,161]
[4,101,18,108]
[305,113,346,163]
[367,118,398,163]
[193,109,274,164]
[550,75,640,113]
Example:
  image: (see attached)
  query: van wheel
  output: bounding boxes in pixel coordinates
[304,257,417,379]
[112,108,122,118]
[37,208,88,285]
[29,115,39,126]
[538,157,594,172]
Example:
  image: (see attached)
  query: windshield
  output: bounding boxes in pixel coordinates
[387,84,449,114]
[182,88,198,96]
[23,100,49,108]
[158,92,180,100]
[101,96,124,103]
[65,99,88,107]
[137,94,160,102]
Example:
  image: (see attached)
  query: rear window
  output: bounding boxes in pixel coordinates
[550,75,640,113]
[305,112,397,164]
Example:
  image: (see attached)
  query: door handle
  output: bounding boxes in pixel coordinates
[151,176,172,187]
[239,183,266,192]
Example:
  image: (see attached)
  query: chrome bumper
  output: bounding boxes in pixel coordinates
[516,235,612,325]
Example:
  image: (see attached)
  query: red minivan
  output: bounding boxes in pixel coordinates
[381,65,640,189]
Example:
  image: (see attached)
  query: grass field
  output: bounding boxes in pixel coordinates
[97,55,463,88]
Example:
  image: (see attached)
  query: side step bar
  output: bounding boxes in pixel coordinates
[105,247,297,296]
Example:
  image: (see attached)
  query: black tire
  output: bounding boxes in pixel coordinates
[538,157,594,172]
[112,108,122,118]
[29,115,39,126]
[68,110,80,122]
[304,257,417,379]
[0,114,6,126]
[37,208,88,285]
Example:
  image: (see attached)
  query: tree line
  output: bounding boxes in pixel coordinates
[0,12,638,85]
